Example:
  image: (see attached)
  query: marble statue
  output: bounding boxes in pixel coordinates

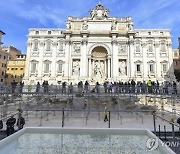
[66,21,71,30]
[82,20,88,30]
[94,61,103,78]
[73,61,80,76]
[119,61,126,75]
[111,19,117,30]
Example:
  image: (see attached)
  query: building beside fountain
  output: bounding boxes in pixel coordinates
[23,3,175,85]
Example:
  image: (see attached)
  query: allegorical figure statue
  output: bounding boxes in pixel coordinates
[94,61,103,78]
[66,21,71,30]
[119,61,126,75]
[111,19,117,30]
[73,61,80,76]
[82,20,88,30]
[90,9,96,19]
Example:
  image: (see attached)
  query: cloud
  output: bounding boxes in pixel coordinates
[1,0,180,51]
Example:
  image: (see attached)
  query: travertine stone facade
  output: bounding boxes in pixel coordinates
[24,3,175,85]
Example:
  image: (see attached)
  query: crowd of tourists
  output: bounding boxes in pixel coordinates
[33,79,177,95]
[3,79,177,95]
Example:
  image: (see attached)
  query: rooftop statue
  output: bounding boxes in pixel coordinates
[89,3,110,20]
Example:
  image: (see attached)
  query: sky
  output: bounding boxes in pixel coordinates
[0,0,180,53]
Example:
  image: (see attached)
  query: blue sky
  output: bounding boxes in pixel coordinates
[0,0,180,53]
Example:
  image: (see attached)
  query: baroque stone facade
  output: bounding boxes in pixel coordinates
[23,3,175,85]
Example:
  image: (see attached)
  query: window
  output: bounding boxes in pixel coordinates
[7,68,9,70]
[149,64,154,72]
[46,40,51,51]
[15,68,18,70]
[58,63,63,73]
[136,64,141,72]
[135,45,140,53]
[11,68,14,70]
[35,31,39,34]
[162,64,167,72]
[2,64,3,67]
[0,54,1,58]
[2,71,4,76]
[1,79,3,82]
[44,63,50,73]
[160,42,166,53]
[11,75,13,78]
[148,43,153,53]
[31,62,37,73]
[33,40,38,51]
[59,42,63,51]
[148,32,151,35]
[20,68,23,70]
[48,31,51,34]
[4,56,6,60]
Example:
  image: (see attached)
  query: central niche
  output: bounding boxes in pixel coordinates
[91,46,108,80]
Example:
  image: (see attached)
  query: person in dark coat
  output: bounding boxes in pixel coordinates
[6,115,16,136]
[17,114,25,130]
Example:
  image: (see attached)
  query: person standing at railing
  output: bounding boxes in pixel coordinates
[84,81,89,93]
[6,115,16,136]
[68,82,73,94]
[95,82,100,94]
[147,80,152,93]
[36,82,40,93]
[11,80,17,94]
[17,113,25,130]
[18,81,24,95]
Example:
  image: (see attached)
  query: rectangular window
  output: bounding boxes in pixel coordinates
[148,44,153,53]
[162,64,167,72]
[34,42,38,51]
[58,63,63,73]
[59,42,63,51]
[136,64,140,72]
[46,41,51,51]
[136,45,140,53]
[20,68,24,70]
[31,63,37,73]
[44,63,50,73]
[149,64,154,72]
[161,43,166,52]
[11,68,14,70]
